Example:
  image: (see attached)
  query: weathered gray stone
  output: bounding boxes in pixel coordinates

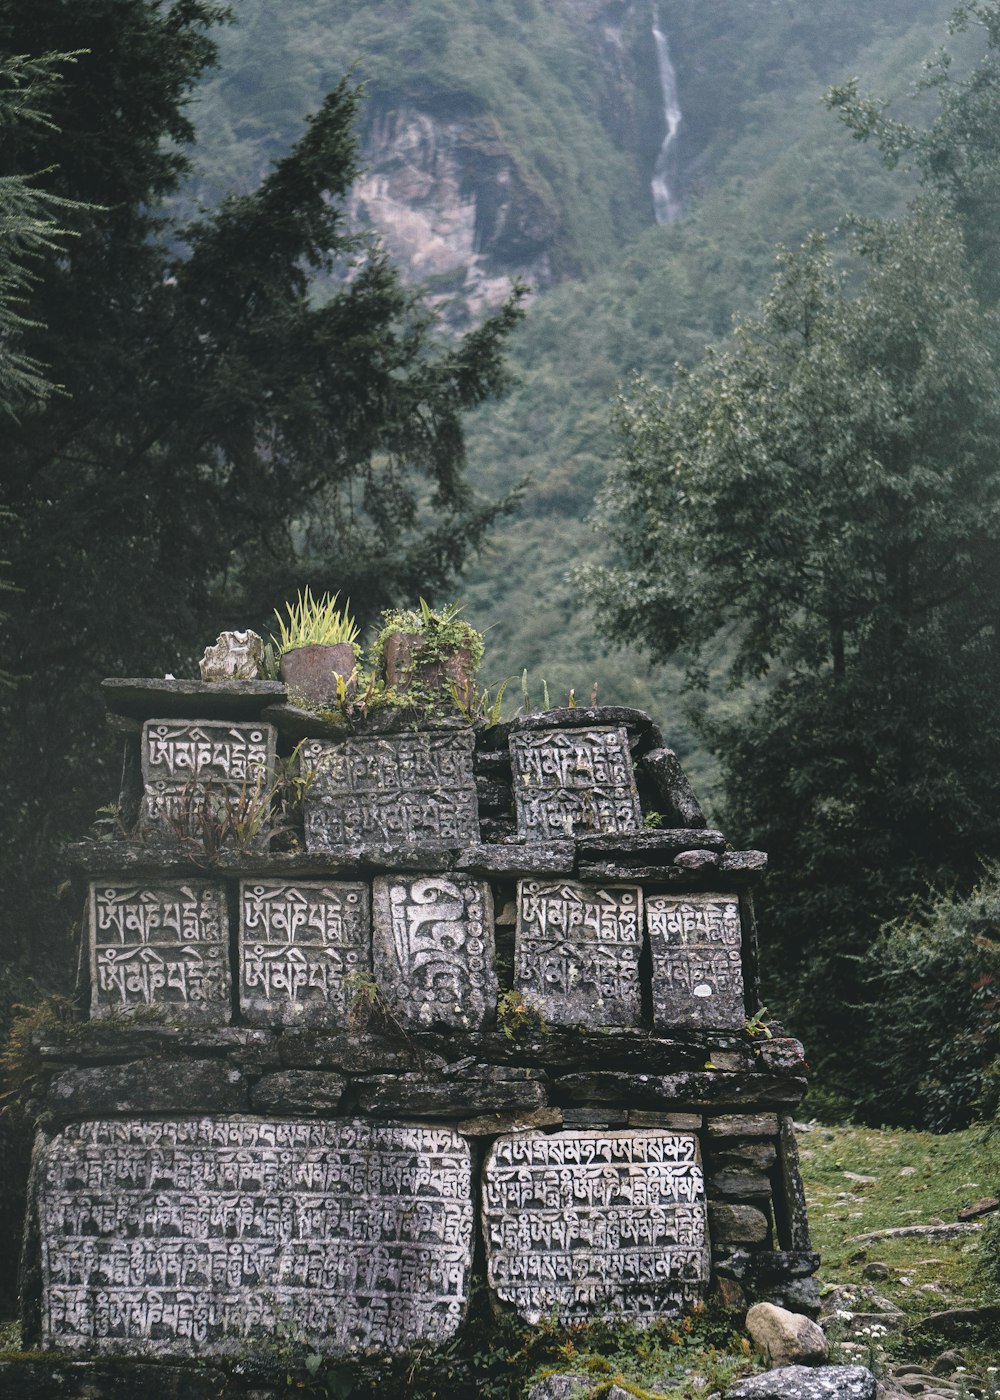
[302,730,478,847]
[627,1110,703,1130]
[199,630,264,682]
[725,1366,877,1400]
[278,1031,446,1075]
[453,842,576,877]
[140,719,276,835]
[248,1070,346,1114]
[239,880,370,1027]
[777,1116,813,1250]
[0,1359,231,1400]
[509,727,641,839]
[646,893,746,1032]
[708,1114,781,1139]
[511,705,659,741]
[45,1059,248,1119]
[709,1170,773,1198]
[514,879,643,1028]
[577,829,728,859]
[372,874,496,1030]
[357,1067,546,1117]
[746,1302,828,1367]
[638,747,707,827]
[484,1129,709,1324]
[709,1202,771,1245]
[88,881,230,1024]
[456,1107,563,1136]
[558,1073,804,1110]
[35,1118,474,1357]
[713,1143,778,1172]
[527,1380,633,1400]
[720,850,769,878]
[560,1107,629,1127]
[102,678,285,720]
[674,848,721,872]
[476,775,511,813]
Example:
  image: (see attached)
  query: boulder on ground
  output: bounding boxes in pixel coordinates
[746,1302,828,1367]
[725,1365,877,1399]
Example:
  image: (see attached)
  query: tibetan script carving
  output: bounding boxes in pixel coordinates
[239,881,370,1027]
[514,880,642,1028]
[88,882,230,1023]
[646,893,745,1031]
[483,1130,709,1323]
[141,720,275,832]
[302,731,478,847]
[372,876,496,1030]
[38,1118,474,1357]
[510,727,641,839]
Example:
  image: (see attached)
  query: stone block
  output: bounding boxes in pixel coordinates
[509,727,641,840]
[453,842,576,878]
[483,1130,709,1323]
[102,678,285,720]
[302,730,478,847]
[45,1060,248,1119]
[708,1202,771,1245]
[239,880,370,1028]
[140,719,276,834]
[456,1107,563,1136]
[277,1032,445,1075]
[726,1367,876,1400]
[706,1113,780,1139]
[711,1142,778,1172]
[248,1070,346,1115]
[514,879,643,1029]
[357,1067,546,1118]
[557,1073,804,1111]
[777,1115,813,1250]
[673,849,720,872]
[720,850,769,877]
[627,1111,703,1130]
[577,829,727,859]
[88,881,231,1024]
[637,747,706,827]
[646,893,746,1032]
[746,1302,828,1367]
[34,1118,474,1357]
[372,875,496,1031]
[708,1169,773,1198]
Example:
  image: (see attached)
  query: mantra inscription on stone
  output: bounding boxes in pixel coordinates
[509,727,641,839]
[373,876,496,1030]
[88,882,230,1023]
[38,1118,474,1357]
[141,720,275,829]
[515,880,642,1027]
[483,1131,708,1323]
[646,893,745,1031]
[240,881,370,1026]
[302,731,478,847]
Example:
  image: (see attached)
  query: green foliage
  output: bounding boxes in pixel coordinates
[865,871,1000,1131]
[495,987,546,1041]
[272,587,360,654]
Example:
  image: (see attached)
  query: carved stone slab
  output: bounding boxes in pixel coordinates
[38,1118,474,1357]
[302,731,478,848]
[514,880,642,1028]
[88,882,230,1023]
[646,893,745,1030]
[483,1130,709,1323]
[509,727,641,839]
[373,875,497,1030]
[140,720,275,832]
[239,881,371,1026]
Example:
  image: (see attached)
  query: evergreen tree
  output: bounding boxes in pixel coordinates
[0,1,522,981]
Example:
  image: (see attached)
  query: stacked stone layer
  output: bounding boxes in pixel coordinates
[20,682,816,1363]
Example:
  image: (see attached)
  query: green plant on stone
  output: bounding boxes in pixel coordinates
[272,587,360,655]
[496,988,547,1041]
[745,1007,773,1041]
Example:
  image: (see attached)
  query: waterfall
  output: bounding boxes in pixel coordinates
[650,3,682,224]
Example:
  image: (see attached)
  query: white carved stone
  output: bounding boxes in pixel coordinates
[239,881,371,1026]
[38,1118,474,1357]
[140,719,276,833]
[483,1130,709,1323]
[509,727,641,839]
[198,630,265,682]
[514,880,643,1028]
[372,875,496,1030]
[646,893,745,1031]
[88,881,230,1023]
[302,731,478,847]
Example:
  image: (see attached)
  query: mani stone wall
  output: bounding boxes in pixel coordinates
[19,679,817,1366]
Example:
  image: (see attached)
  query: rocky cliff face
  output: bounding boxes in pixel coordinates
[347,0,667,325]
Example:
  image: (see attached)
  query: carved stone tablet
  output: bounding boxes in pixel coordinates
[514,880,642,1027]
[141,719,276,833]
[483,1130,709,1323]
[88,882,230,1023]
[510,727,641,839]
[372,875,496,1030]
[38,1118,474,1357]
[302,731,478,848]
[239,881,371,1027]
[646,893,745,1031]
